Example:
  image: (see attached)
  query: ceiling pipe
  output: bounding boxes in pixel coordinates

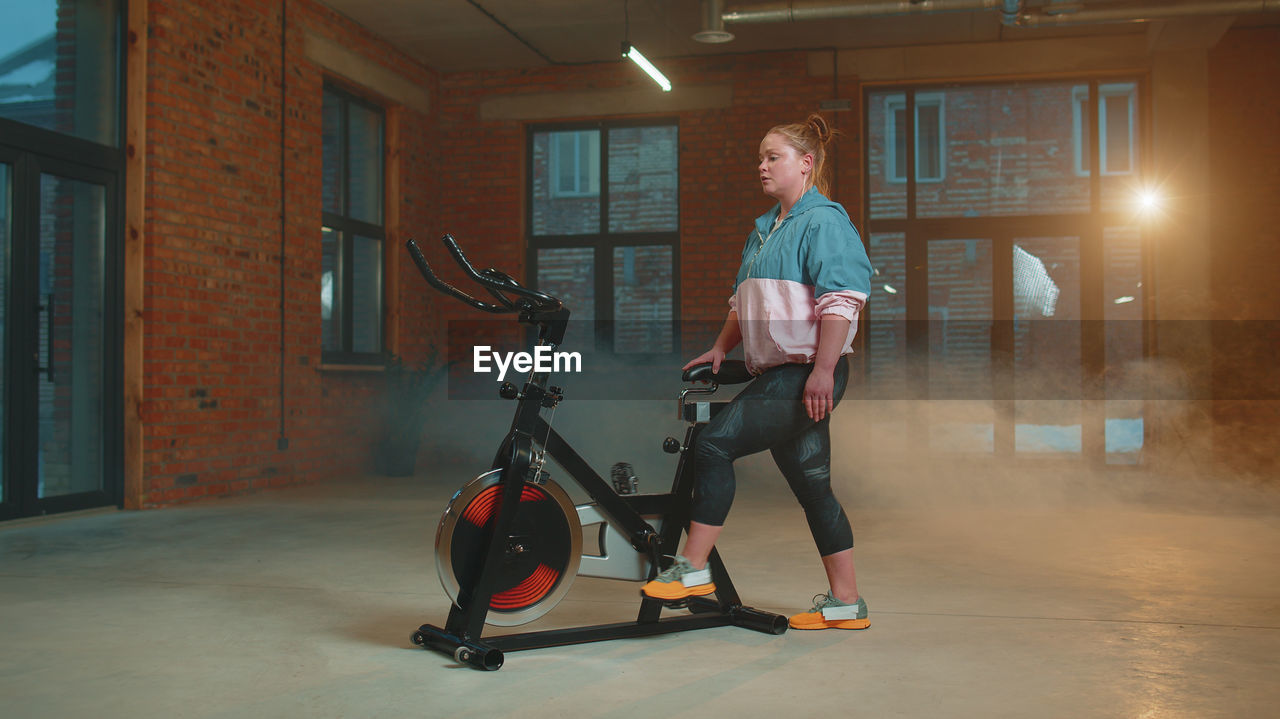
[1002,0,1023,25]
[720,0,1003,24]
[694,0,736,42]
[1012,0,1280,27]
[704,0,1280,35]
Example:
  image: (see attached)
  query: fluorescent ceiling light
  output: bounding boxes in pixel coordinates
[621,42,671,92]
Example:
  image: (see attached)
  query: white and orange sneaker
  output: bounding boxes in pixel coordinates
[641,555,716,601]
[789,593,870,630]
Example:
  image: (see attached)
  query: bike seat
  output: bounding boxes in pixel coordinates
[682,360,754,385]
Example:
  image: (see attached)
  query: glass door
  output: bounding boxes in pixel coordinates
[34,172,108,502]
[1,154,116,519]
[0,161,9,514]
[1,0,124,520]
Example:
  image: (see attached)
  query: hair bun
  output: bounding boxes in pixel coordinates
[806,113,832,144]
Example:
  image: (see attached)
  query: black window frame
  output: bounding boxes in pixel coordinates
[525,118,681,359]
[320,82,386,365]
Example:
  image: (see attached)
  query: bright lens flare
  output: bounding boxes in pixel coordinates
[1136,188,1162,214]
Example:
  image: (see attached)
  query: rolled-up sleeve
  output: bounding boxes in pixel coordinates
[805,216,873,319]
[815,290,865,321]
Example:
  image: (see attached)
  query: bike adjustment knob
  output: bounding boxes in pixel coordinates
[662,437,681,454]
[499,382,519,400]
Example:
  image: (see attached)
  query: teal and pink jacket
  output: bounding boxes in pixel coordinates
[728,188,872,374]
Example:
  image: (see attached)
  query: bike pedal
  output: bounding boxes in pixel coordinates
[662,598,691,610]
[610,462,638,495]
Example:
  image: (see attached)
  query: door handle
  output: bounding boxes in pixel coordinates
[36,293,53,383]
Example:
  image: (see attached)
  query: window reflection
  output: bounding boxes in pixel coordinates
[38,174,106,498]
[928,239,994,453]
[537,247,594,350]
[352,236,382,353]
[0,164,7,504]
[321,231,339,353]
[613,246,673,353]
[608,126,677,233]
[1013,238,1082,455]
[320,85,384,359]
[0,0,120,146]
[1105,226,1145,463]
[533,130,601,235]
[885,93,945,183]
[868,233,907,398]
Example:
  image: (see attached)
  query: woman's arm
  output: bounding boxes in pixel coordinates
[683,310,742,372]
[804,315,852,422]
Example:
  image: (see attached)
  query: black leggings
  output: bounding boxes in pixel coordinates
[691,358,854,556]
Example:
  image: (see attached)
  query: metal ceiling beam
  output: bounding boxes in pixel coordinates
[721,0,1002,23]
[1014,0,1280,27]
[708,0,1280,33]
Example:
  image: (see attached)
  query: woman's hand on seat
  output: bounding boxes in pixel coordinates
[683,348,726,374]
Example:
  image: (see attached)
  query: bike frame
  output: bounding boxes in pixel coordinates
[407,236,785,671]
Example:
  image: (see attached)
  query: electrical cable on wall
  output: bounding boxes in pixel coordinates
[832,48,838,202]
[277,0,288,451]
[464,0,554,64]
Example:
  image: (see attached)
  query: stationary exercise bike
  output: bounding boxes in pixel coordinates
[405,235,787,671]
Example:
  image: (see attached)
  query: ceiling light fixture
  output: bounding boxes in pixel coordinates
[621,42,671,92]
[621,0,671,92]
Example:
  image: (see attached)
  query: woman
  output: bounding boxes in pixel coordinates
[641,114,873,630]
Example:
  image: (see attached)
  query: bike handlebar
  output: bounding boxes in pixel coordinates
[406,235,563,315]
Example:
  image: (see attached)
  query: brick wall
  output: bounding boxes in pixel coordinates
[141,0,436,506]
[134,3,1280,506]
[132,5,1280,505]
[436,52,855,356]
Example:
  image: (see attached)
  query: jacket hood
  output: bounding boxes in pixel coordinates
[754,187,851,236]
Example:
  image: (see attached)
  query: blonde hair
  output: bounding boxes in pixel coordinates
[765,113,837,196]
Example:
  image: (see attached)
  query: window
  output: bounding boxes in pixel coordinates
[871,83,1095,219]
[886,93,945,183]
[863,79,1147,464]
[528,121,679,354]
[0,0,121,147]
[1073,83,1136,176]
[321,84,385,361]
[550,130,599,197]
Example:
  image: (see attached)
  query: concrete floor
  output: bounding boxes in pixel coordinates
[2,461,1279,718]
